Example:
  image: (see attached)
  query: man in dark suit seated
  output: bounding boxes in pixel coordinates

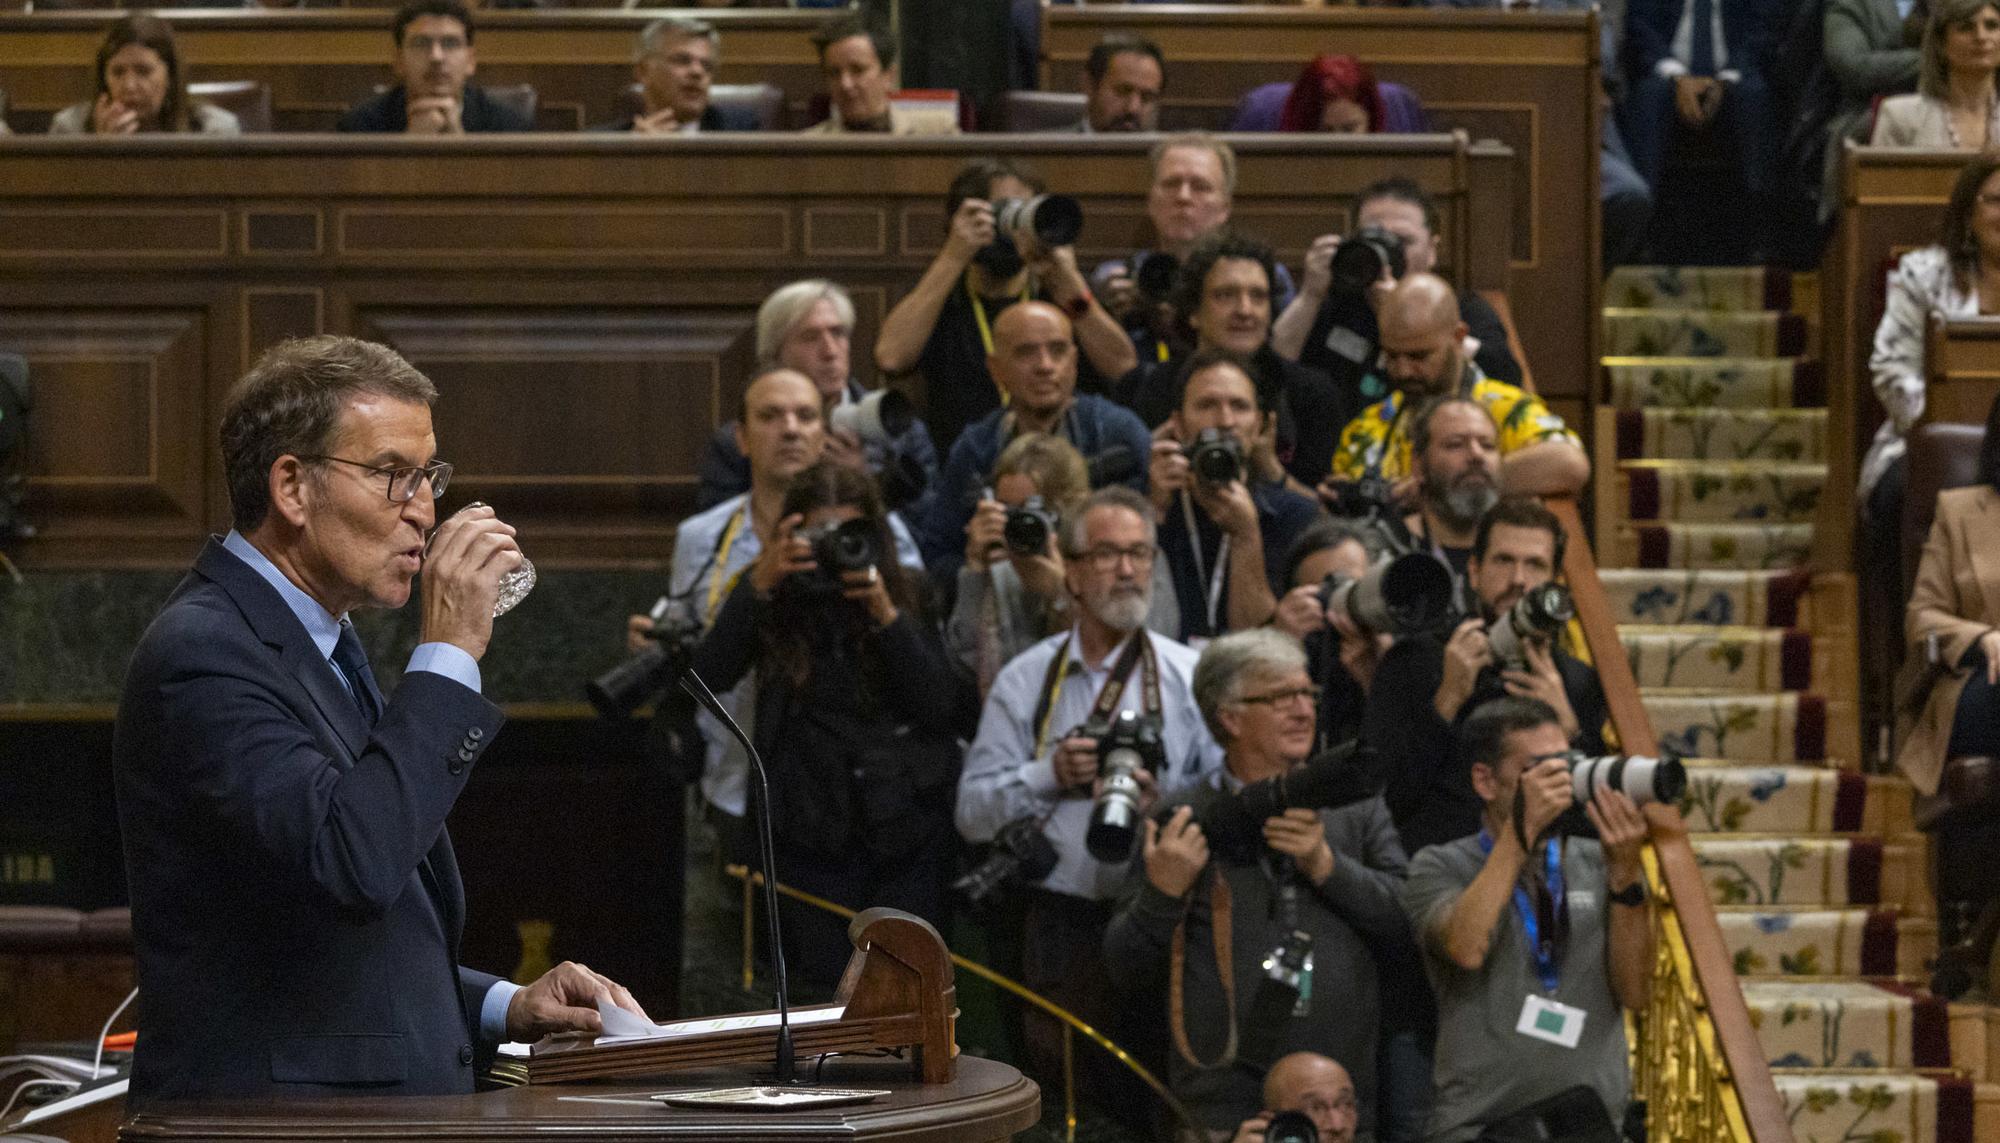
[114,336,644,1105]
[1069,33,1165,133]
[337,0,534,134]
[1620,0,1779,213]
[596,17,763,133]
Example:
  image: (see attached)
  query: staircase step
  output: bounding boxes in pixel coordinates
[1607,264,1792,311]
[1618,520,1815,570]
[1745,980,1952,1070]
[1774,1072,1982,1143]
[1603,308,1808,358]
[1597,567,1813,628]
[1619,460,1826,525]
[1643,690,1827,762]
[1613,406,1828,462]
[1693,835,1909,908]
[1603,356,1825,410]
[1718,907,1935,978]
[1622,626,1812,691]
[1679,763,1913,835]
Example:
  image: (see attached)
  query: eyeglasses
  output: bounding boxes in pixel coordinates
[405,34,468,53]
[301,455,453,503]
[1077,543,1155,570]
[1236,684,1323,708]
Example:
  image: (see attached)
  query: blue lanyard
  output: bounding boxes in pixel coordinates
[1479,829,1565,993]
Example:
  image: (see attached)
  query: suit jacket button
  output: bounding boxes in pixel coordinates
[459,1044,475,1066]
[458,748,476,762]
[468,727,484,740]
[449,761,464,775]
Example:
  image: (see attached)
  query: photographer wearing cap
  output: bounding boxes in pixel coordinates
[948,432,1091,695]
[957,486,1224,1113]
[877,157,1137,456]
[1104,629,1408,1139]
[1272,520,1389,751]
[1401,697,1652,1143]
[1112,230,1353,493]
[686,459,976,990]
[1367,496,1605,859]
[1270,178,1519,398]
[1230,1052,1360,1143]
[696,280,939,519]
[1150,348,1324,643]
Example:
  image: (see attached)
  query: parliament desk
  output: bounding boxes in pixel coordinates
[113,1056,1039,1143]
[0,132,1513,570]
[1043,4,1602,409]
[1923,317,2000,427]
[0,9,826,133]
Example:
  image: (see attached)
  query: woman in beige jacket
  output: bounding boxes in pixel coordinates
[1902,442,2000,798]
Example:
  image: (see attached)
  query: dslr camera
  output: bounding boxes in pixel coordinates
[952,815,1060,906]
[1083,710,1168,862]
[1263,1111,1322,1143]
[1328,225,1407,296]
[1319,553,1455,638]
[585,596,705,719]
[1003,495,1059,557]
[1546,751,1687,838]
[994,194,1084,250]
[1169,738,1380,861]
[1487,583,1575,670]
[794,517,880,592]
[1133,250,1180,305]
[828,388,915,450]
[1185,427,1245,488]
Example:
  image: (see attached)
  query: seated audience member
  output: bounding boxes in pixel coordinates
[1279,54,1384,134]
[1368,495,1606,856]
[688,460,975,991]
[1898,393,2000,926]
[599,17,757,133]
[1872,0,2000,146]
[805,14,956,135]
[917,301,1152,580]
[1071,33,1165,133]
[1272,179,1522,395]
[1230,1052,1361,1143]
[1272,519,1389,750]
[337,1,532,134]
[879,158,1136,456]
[696,280,938,517]
[1092,135,1300,345]
[1105,628,1408,1138]
[958,486,1224,1108]
[1327,274,1587,496]
[1113,230,1354,489]
[1820,0,1921,217]
[1401,697,1653,1143]
[1620,0,1779,206]
[1866,154,2000,603]
[949,433,1091,695]
[1149,349,1324,642]
[48,15,240,135]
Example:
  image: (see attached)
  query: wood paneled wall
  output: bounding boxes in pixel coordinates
[0,133,1513,569]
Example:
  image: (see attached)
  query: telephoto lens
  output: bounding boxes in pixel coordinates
[1003,496,1058,556]
[1486,583,1576,669]
[1319,553,1455,637]
[1186,427,1245,487]
[1569,753,1687,809]
[1327,225,1407,296]
[1134,251,1180,303]
[1264,1109,1319,1143]
[993,194,1084,248]
[1085,710,1166,861]
[828,388,914,449]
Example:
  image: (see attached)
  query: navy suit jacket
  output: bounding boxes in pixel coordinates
[113,538,507,1105]
[1625,0,1776,80]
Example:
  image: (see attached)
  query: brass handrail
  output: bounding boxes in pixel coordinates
[722,863,1202,1141]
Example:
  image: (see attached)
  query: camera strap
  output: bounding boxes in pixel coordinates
[966,271,1034,406]
[1178,491,1230,633]
[1027,629,1160,759]
[1478,826,1569,994]
[1169,867,1239,1070]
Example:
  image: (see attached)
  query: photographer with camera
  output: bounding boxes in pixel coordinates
[916,299,1153,585]
[1104,629,1408,1139]
[686,459,977,990]
[1270,178,1520,396]
[1230,1052,1360,1143]
[957,485,1223,1113]
[876,157,1137,455]
[1325,275,1587,500]
[695,280,939,519]
[1110,230,1354,493]
[1150,348,1324,643]
[947,432,1091,695]
[1367,496,1605,859]
[1272,520,1391,749]
[1401,697,1654,1143]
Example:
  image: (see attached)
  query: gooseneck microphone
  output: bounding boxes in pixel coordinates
[676,664,797,1084]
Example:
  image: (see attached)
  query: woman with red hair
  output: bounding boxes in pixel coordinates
[1279,53,1384,133]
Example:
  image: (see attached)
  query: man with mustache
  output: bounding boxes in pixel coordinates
[1068,34,1165,133]
[337,0,533,134]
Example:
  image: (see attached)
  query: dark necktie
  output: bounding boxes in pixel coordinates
[1690,0,1718,76]
[331,621,382,727]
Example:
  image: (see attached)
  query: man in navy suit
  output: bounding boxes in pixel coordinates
[114,336,645,1105]
[596,17,766,133]
[1620,0,1780,203]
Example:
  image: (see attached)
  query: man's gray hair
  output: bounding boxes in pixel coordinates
[636,16,718,64]
[1192,628,1308,744]
[756,279,856,367]
[1058,485,1156,557]
[1149,131,1237,197]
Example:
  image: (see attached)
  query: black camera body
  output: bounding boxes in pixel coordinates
[1186,427,1245,488]
[1322,475,1395,520]
[952,814,1061,906]
[794,517,881,591]
[1084,710,1168,862]
[1487,583,1575,670]
[1329,225,1407,296]
[1318,553,1456,638]
[1133,250,1180,304]
[585,596,704,719]
[1003,496,1058,557]
[1264,1110,1320,1143]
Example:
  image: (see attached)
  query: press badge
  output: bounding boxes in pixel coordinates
[1324,325,1373,364]
[1515,994,1587,1048]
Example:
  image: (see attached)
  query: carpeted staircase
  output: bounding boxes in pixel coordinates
[1598,266,2000,1142]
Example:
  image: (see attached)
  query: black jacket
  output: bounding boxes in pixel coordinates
[337,84,535,132]
[1296,287,1522,409]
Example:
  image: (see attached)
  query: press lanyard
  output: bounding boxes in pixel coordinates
[1028,629,1162,758]
[704,504,750,622]
[1179,491,1230,632]
[967,271,1033,405]
[1479,828,1567,994]
[1155,339,1171,363]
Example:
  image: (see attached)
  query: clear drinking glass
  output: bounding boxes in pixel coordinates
[430,501,535,617]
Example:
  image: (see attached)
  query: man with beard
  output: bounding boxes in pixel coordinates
[1323,275,1586,500]
[957,485,1223,1125]
[338,1,533,134]
[1404,396,1505,589]
[1067,34,1165,134]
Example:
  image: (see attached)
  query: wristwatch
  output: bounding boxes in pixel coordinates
[1607,880,1647,908]
[1059,294,1092,318]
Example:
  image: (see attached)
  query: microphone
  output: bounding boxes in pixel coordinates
[676,664,798,1084]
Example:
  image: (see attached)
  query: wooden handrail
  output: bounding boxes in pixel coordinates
[1546,495,1795,1143]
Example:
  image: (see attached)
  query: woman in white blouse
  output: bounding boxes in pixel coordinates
[1873,0,2000,148]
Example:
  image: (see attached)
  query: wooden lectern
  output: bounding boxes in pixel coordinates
[526,908,958,1085]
